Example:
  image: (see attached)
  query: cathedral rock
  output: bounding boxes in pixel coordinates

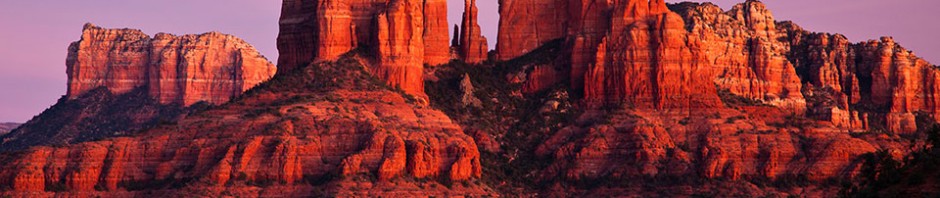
[2,0,940,197]
[277,0,488,97]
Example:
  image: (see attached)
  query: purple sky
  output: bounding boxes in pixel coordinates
[0,0,937,122]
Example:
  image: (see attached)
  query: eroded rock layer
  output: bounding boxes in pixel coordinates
[500,0,937,130]
[673,1,806,111]
[68,24,276,106]
[374,0,428,96]
[495,0,938,195]
[496,0,569,61]
[276,0,489,96]
[2,24,275,152]
[0,57,489,197]
[457,0,489,64]
[582,0,723,109]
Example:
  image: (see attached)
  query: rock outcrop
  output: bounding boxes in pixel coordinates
[374,0,428,96]
[497,0,938,195]
[674,1,806,111]
[781,22,939,134]
[0,57,489,197]
[0,24,274,151]
[68,24,276,106]
[277,0,490,97]
[498,0,805,110]
[582,0,724,109]
[457,0,489,64]
[459,74,482,107]
[4,0,940,197]
[422,0,452,66]
[66,24,151,99]
[495,0,568,61]
[499,0,937,131]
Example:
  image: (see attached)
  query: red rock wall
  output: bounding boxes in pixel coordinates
[148,32,276,105]
[67,24,276,106]
[499,1,804,111]
[584,0,723,109]
[676,2,806,111]
[275,0,319,70]
[856,38,939,134]
[457,0,489,64]
[276,0,462,96]
[0,88,481,194]
[374,0,427,96]
[523,0,938,187]
[568,0,612,89]
[504,0,937,129]
[67,24,152,99]
[423,0,452,66]
[496,0,569,61]
[777,20,940,134]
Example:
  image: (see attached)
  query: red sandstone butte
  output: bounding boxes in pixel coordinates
[0,60,488,197]
[68,23,276,106]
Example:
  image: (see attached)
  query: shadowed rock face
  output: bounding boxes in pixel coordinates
[0,123,19,135]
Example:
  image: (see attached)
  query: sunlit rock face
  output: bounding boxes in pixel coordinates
[497,0,940,196]
[457,0,489,64]
[276,0,489,97]
[68,24,276,106]
[2,57,488,197]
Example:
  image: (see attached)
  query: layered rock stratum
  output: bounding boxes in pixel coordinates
[277,0,478,97]
[0,24,275,151]
[488,0,939,196]
[0,57,490,197]
[1,0,939,197]
[68,24,276,106]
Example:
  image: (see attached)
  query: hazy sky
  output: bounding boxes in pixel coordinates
[0,0,937,122]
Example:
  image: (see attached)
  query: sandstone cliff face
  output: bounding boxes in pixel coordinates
[497,0,936,194]
[674,1,806,111]
[499,0,805,110]
[1,25,274,152]
[583,0,723,109]
[4,0,940,196]
[854,37,938,134]
[68,24,276,106]
[422,0,452,66]
[496,0,568,61]
[374,0,428,96]
[499,0,936,131]
[66,24,151,99]
[782,25,939,134]
[276,0,484,97]
[0,58,489,197]
[457,0,489,64]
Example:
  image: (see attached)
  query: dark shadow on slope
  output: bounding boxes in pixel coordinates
[0,87,195,152]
